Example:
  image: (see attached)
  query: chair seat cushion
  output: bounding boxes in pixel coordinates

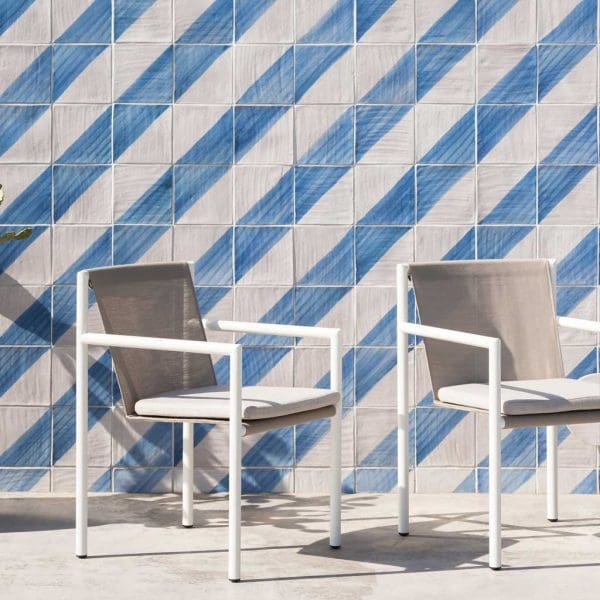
[437,378,600,416]
[134,385,339,421]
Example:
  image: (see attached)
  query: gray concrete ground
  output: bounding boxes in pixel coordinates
[1,493,600,599]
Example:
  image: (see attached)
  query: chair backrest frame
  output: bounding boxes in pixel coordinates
[406,259,564,398]
[87,262,217,416]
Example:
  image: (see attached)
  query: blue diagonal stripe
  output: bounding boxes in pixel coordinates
[480,168,536,224]
[118,168,172,224]
[300,107,354,165]
[235,227,289,282]
[177,109,233,165]
[238,168,293,225]
[175,44,229,101]
[114,226,170,265]
[298,231,354,286]
[54,166,109,222]
[58,106,112,164]
[539,45,595,101]
[0,166,51,224]
[113,104,169,160]
[117,46,173,103]
[542,107,598,165]
[481,47,536,104]
[295,45,352,102]
[174,165,229,222]
[299,0,354,43]
[0,106,47,157]
[556,229,598,286]
[538,166,594,221]
[55,229,112,285]
[0,46,51,103]
[417,44,473,100]
[357,0,396,39]
[477,0,518,39]
[359,168,415,225]
[356,105,411,162]
[421,107,475,164]
[356,227,411,282]
[0,0,36,36]
[361,49,415,104]
[179,0,233,42]
[235,106,289,161]
[478,226,533,258]
[420,0,475,42]
[238,47,294,104]
[56,0,111,43]
[477,105,531,161]
[417,166,472,220]
[115,0,158,39]
[542,0,597,43]
[295,167,348,222]
[53,45,108,101]
[235,0,274,40]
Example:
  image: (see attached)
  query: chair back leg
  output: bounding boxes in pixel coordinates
[228,347,242,582]
[182,422,194,527]
[546,425,559,521]
[397,264,410,536]
[488,340,502,570]
[329,331,342,548]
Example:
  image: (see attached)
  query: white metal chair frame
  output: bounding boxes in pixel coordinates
[75,265,342,582]
[396,261,600,570]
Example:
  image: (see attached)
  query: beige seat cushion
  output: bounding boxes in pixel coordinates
[438,378,600,416]
[135,385,339,421]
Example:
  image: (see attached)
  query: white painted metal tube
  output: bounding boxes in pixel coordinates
[329,329,342,548]
[81,332,237,357]
[75,270,89,558]
[398,322,498,350]
[397,264,410,536]
[546,425,558,522]
[557,316,600,334]
[488,339,502,570]
[228,345,242,582]
[182,422,194,528]
[205,319,339,340]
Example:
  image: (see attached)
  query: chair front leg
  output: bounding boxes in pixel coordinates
[488,339,502,570]
[546,425,558,522]
[228,346,242,582]
[329,331,342,549]
[182,422,194,528]
[76,271,89,558]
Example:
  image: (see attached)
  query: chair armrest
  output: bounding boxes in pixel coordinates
[204,319,340,341]
[80,332,239,357]
[398,321,499,350]
[557,316,600,334]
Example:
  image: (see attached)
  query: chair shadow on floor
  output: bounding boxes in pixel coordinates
[2,494,600,578]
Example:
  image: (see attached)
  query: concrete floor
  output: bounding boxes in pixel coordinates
[1,494,600,599]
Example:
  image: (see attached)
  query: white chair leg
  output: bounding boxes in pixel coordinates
[75,270,89,559]
[228,347,242,582]
[488,340,502,570]
[182,422,194,528]
[397,264,410,536]
[329,331,342,549]
[546,425,558,522]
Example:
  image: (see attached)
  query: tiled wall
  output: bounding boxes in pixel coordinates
[1,0,600,494]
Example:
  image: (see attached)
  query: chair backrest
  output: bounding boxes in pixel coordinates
[88,262,216,415]
[408,259,564,398]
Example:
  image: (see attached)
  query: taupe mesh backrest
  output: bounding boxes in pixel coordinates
[88,262,216,415]
[409,259,564,398]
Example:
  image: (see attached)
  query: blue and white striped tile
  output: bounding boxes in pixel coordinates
[175,0,233,43]
[416,0,475,42]
[295,0,354,43]
[0,285,50,346]
[0,164,51,225]
[0,0,51,43]
[114,44,172,103]
[52,0,112,42]
[357,0,414,43]
[235,226,293,285]
[235,45,293,104]
[114,104,172,164]
[295,166,353,224]
[477,0,536,44]
[356,407,397,467]
[53,104,111,164]
[0,105,51,163]
[557,287,597,345]
[295,45,353,104]
[53,44,111,103]
[236,0,293,43]
[114,225,172,265]
[54,165,112,224]
[415,226,475,261]
[116,0,173,42]
[538,0,597,44]
[538,45,597,104]
[478,225,537,259]
[0,226,51,285]
[356,106,414,164]
[296,105,353,165]
[0,348,51,406]
[356,226,413,285]
[235,106,292,164]
[0,45,51,103]
[355,346,400,407]
[416,165,475,224]
[416,104,475,165]
[175,44,232,104]
[0,407,51,468]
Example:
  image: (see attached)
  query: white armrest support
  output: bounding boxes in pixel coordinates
[81,332,239,357]
[398,321,499,351]
[557,316,600,334]
[204,319,340,341]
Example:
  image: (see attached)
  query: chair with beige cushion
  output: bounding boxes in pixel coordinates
[75,262,342,581]
[396,259,600,570]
